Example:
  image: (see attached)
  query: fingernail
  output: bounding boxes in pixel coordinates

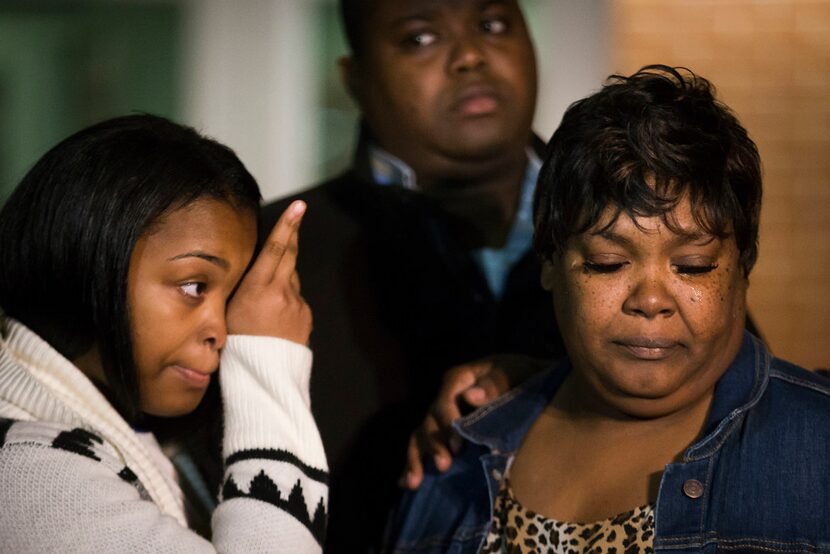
[292,201,306,216]
[466,387,485,403]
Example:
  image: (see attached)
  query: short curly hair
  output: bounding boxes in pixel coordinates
[534,65,762,276]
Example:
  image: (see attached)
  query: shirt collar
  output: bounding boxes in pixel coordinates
[453,359,569,454]
[368,144,540,298]
[368,146,418,190]
[686,332,770,459]
[368,144,540,194]
[454,332,771,458]
[472,151,540,298]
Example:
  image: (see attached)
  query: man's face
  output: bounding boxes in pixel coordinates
[348,0,537,180]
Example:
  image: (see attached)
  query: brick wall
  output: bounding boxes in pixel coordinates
[611,0,830,369]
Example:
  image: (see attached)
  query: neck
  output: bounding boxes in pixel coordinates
[72,345,106,385]
[72,346,134,422]
[549,371,715,447]
[417,151,529,248]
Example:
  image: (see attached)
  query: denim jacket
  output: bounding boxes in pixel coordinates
[386,333,830,553]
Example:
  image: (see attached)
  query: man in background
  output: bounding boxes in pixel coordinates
[262,0,566,550]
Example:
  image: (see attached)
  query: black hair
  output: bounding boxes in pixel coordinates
[534,65,762,276]
[0,114,261,422]
[340,0,372,58]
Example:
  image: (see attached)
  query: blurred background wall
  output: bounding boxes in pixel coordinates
[612,0,830,370]
[0,0,827,369]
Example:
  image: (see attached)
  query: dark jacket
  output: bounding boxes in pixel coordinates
[261,135,565,552]
[385,332,830,553]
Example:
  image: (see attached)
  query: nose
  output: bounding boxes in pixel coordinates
[448,32,486,73]
[202,300,228,351]
[622,270,677,319]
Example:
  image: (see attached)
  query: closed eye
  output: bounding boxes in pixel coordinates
[582,261,626,274]
[675,264,718,275]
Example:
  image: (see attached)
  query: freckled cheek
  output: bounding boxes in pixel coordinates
[712,270,742,307]
[567,277,622,326]
[688,287,704,304]
[682,274,742,333]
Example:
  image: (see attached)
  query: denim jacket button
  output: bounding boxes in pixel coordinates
[491,469,503,481]
[683,479,704,499]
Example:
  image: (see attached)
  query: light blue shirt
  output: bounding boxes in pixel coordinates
[369,146,540,299]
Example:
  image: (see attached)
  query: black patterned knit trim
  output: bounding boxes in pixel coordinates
[52,427,104,461]
[0,420,151,500]
[117,465,151,500]
[118,465,139,484]
[226,448,328,484]
[0,418,13,447]
[223,470,327,545]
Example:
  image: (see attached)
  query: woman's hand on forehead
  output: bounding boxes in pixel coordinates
[226,201,312,345]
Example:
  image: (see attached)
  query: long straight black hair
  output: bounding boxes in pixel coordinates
[0,114,261,423]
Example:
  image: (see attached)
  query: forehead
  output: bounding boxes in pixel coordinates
[368,0,520,26]
[141,199,257,259]
[587,197,720,243]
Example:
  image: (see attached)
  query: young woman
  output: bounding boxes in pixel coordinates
[386,67,830,553]
[0,115,327,551]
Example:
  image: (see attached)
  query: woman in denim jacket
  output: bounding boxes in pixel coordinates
[385,66,830,553]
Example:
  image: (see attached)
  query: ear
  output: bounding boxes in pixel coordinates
[338,55,362,103]
[540,260,556,292]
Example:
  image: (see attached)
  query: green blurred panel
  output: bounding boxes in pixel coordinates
[314,0,358,181]
[0,2,181,205]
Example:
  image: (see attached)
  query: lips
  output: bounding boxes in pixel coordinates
[171,365,215,388]
[613,337,681,361]
[452,85,501,117]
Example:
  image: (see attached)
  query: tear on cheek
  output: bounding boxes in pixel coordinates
[690,288,703,303]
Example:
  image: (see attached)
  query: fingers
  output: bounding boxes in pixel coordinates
[432,360,493,427]
[401,417,454,490]
[400,357,516,491]
[461,386,488,406]
[225,200,311,343]
[461,368,510,407]
[248,201,305,284]
[401,436,424,490]
[289,271,301,294]
[432,394,463,432]
[273,203,304,285]
[421,414,454,471]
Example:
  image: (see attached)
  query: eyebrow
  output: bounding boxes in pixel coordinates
[167,251,229,270]
[389,0,507,26]
[389,9,439,26]
[479,0,508,9]
[592,229,717,247]
[592,229,633,247]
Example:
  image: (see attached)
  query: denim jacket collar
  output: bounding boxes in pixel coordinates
[454,331,769,460]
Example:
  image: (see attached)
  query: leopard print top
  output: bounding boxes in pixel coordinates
[481,478,655,554]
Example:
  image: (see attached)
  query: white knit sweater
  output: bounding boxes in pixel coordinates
[0,318,328,552]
